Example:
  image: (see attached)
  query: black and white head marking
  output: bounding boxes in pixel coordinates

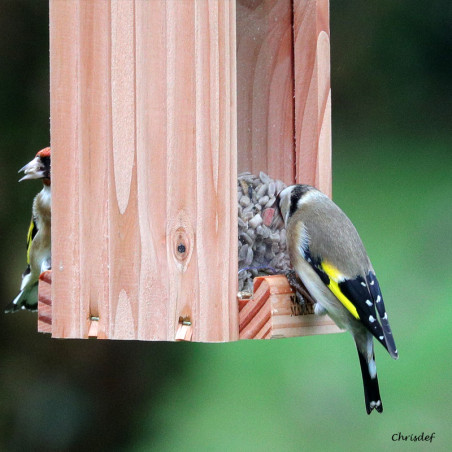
[277,184,313,226]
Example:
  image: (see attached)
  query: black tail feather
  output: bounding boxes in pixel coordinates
[357,347,383,414]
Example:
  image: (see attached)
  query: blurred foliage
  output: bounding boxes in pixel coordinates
[0,1,450,451]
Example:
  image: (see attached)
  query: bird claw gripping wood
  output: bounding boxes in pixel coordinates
[285,269,315,315]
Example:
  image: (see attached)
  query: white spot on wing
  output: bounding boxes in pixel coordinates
[365,300,372,306]
[369,315,376,323]
[376,295,381,303]
[361,282,367,287]
[383,313,388,320]
[370,280,375,286]
[379,336,384,340]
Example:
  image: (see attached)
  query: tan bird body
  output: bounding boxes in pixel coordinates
[277,184,398,414]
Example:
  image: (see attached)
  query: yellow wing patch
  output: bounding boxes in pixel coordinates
[321,261,360,320]
[26,218,35,265]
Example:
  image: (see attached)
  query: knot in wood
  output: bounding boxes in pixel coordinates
[173,227,190,263]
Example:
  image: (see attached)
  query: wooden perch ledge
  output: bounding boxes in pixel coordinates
[37,270,52,334]
[238,275,342,339]
[38,271,342,340]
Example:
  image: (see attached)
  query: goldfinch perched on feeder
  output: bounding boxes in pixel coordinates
[5,147,51,313]
[276,184,398,414]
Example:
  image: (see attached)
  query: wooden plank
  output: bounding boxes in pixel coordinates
[165,0,198,340]
[239,275,342,339]
[165,0,238,342]
[135,0,171,340]
[236,0,295,183]
[108,0,140,340]
[293,0,332,196]
[194,0,238,341]
[78,0,111,339]
[50,0,82,338]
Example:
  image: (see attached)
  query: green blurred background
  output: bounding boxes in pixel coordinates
[0,1,451,451]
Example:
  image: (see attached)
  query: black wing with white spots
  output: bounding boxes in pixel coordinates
[366,272,398,359]
[303,249,397,358]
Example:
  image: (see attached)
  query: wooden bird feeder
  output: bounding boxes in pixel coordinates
[42,0,341,341]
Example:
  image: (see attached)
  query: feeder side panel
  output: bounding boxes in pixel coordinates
[237,0,295,184]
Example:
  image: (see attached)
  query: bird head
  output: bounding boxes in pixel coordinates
[273,185,313,228]
[19,147,51,184]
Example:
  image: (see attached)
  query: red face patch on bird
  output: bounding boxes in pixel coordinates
[36,147,51,159]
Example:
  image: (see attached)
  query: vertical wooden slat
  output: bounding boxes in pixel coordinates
[109,0,140,339]
[194,0,238,341]
[50,0,81,338]
[164,0,238,342]
[226,0,239,341]
[78,1,111,339]
[293,0,332,196]
[228,0,239,340]
[135,1,170,340]
[165,0,198,340]
[236,0,295,183]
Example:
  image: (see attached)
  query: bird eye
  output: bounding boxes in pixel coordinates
[275,192,282,215]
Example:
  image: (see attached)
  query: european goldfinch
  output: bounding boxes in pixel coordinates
[5,147,51,313]
[276,184,398,414]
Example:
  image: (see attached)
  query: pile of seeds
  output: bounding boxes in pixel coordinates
[238,171,291,295]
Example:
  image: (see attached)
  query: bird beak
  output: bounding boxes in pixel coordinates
[270,206,285,230]
[18,157,45,182]
[270,191,285,230]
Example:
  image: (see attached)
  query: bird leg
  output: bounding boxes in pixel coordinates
[285,269,315,315]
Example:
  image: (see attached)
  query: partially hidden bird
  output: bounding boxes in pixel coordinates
[276,184,398,414]
[5,147,51,313]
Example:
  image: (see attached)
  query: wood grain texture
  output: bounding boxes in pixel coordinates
[135,0,170,340]
[236,0,295,183]
[50,0,82,338]
[50,0,237,341]
[108,0,140,341]
[293,0,332,196]
[239,275,342,339]
[79,0,111,339]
